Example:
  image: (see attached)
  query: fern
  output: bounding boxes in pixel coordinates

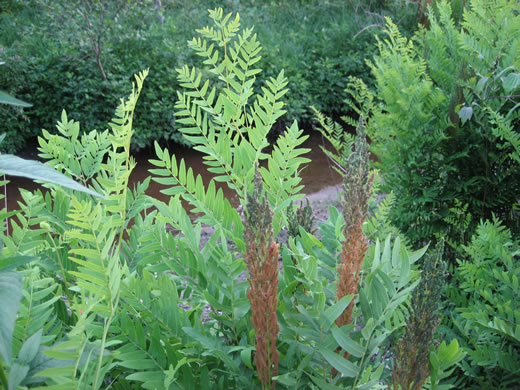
[14,268,62,348]
[365,190,406,244]
[489,107,520,164]
[3,190,46,257]
[52,70,148,388]
[149,149,244,250]
[153,8,309,244]
[112,271,193,389]
[38,110,111,188]
[312,106,354,176]
[345,0,520,249]
[451,217,520,385]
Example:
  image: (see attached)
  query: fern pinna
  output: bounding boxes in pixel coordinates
[151,8,310,242]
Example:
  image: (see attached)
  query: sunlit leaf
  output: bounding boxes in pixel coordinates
[0,155,103,198]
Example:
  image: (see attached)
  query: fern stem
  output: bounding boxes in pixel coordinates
[189,81,244,193]
[46,232,72,302]
[92,314,114,389]
[0,360,8,390]
[352,329,374,390]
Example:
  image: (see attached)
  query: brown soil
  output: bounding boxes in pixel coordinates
[304,184,343,224]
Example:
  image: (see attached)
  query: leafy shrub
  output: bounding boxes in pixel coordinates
[446,217,520,388]
[0,0,418,153]
[0,1,193,153]
[350,0,520,249]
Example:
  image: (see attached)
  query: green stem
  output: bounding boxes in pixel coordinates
[0,360,8,390]
[92,313,114,389]
[352,329,375,389]
[320,326,327,382]
[47,232,72,302]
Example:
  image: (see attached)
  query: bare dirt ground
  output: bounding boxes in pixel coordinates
[305,184,343,224]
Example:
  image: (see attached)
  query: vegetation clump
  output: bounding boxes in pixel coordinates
[0,1,518,388]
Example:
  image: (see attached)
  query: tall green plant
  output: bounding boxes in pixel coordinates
[354,0,520,248]
[0,63,106,389]
[146,9,311,386]
[0,70,151,389]
[151,7,310,242]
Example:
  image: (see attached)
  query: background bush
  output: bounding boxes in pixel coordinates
[357,0,520,250]
[444,217,520,388]
[345,2,520,387]
[0,0,417,153]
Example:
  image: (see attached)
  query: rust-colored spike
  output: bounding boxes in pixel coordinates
[243,168,280,389]
[333,120,373,373]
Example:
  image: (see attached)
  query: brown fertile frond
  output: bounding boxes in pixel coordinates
[336,223,368,327]
[336,118,373,313]
[243,167,280,389]
[342,117,372,231]
[390,240,446,390]
[244,169,274,259]
[334,118,373,367]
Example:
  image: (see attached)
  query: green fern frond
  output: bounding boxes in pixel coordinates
[14,268,62,350]
[261,121,310,232]
[38,110,111,187]
[312,106,354,176]
[488,108,520,164]
[343,77,375,128]
[168,8,301,218]
[150,145,243,246]
[3,190,47,256]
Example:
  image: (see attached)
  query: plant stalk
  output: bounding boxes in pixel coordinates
[0,360,8,390]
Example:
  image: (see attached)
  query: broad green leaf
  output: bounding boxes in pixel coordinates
[0,256,37,272]
[371,239,381,272]
[408,244,428,264]
[18,329,42,364]
[503,72,520,93]
[317,346,359,377]
[117,359,158,370]
[0,155,103,198]
[0,270,23,363]
[240,347,254,370]
[126,370,165,382]
[322,295,354,331]
[331,325,364,358]
[0,90,32,107]
[36,365,76,378]
[398,248,411,288]
[8,363,29,390]
[309,375,348,390]
[273,372,298,386]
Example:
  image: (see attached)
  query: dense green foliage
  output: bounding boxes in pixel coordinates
[0,66,102,198]
[440,217,520,389]
[0,8,468,389]
[0,0,417,153]
[313,1,520,388]
[1,1,519,388]
[347,0,520,248]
